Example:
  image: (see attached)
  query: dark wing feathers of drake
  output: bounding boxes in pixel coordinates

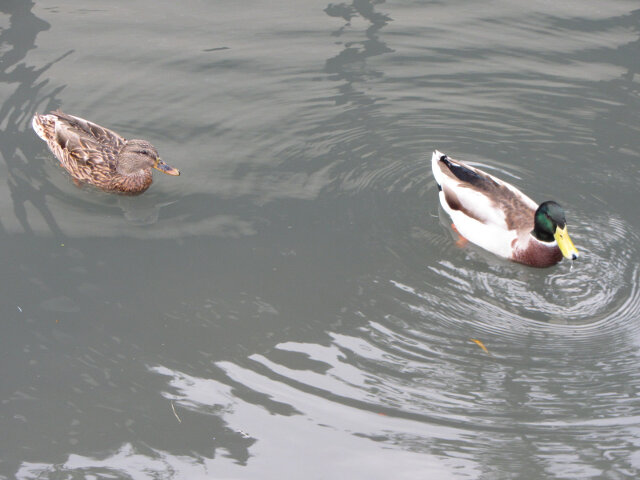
[440,155,536,231]
[441,156,498,192]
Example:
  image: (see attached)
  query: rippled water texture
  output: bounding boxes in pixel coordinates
[2,0,640,479]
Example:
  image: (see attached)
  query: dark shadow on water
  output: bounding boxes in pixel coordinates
[324,0,393,97]
[0,3,264,474]
[0,4,72,477]
[0,0,73,238]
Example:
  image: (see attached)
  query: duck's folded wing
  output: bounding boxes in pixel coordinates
[441,183,510,229]
[436,155,537,232]
[52,111,125,150]
[54,127,112,170]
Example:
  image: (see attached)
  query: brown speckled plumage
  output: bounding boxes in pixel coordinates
[32,111,179,195]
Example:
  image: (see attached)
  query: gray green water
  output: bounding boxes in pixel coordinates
[2,1,640,478]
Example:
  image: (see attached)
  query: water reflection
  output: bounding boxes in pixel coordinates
[0,1,75,237]
[590,9,640,201]
[133,3,640,479]
[0,3,68,475]
[325,0,393,85]
[4,1,640,479]
[0,2,203,236]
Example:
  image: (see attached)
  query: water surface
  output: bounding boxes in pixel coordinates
[2,1,640,478]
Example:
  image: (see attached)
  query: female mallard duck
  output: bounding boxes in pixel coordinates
[32,111,180,195]
[432,150,578,267]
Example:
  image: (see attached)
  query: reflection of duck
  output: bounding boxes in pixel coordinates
[117,196,178,226]
[32,111,180,195]
[432,150,578,267]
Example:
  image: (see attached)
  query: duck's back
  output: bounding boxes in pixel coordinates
[51,112,124,148]
[432,152,538,235]
[33,111,127,170]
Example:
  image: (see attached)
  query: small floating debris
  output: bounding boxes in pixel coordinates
[171,400,182,423]
[470,338,491,356]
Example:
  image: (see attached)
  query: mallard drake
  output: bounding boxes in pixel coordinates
[432,150,578,267]
[32,111,180,195]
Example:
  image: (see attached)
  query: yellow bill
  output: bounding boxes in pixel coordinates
[554,225,579,260]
